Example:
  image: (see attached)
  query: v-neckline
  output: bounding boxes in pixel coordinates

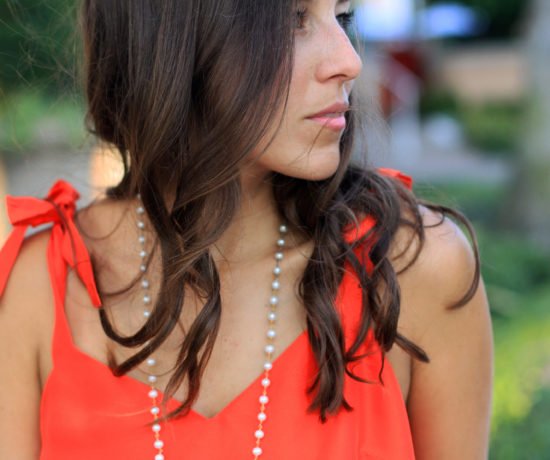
[53,218,366,422]
[65,327,310,421]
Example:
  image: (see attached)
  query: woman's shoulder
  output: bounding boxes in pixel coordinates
[392,204,478,310]
[0,228,53,311]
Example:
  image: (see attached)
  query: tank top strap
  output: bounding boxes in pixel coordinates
[0,179,102,308]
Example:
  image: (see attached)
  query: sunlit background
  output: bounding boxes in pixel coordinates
[1,1,549,457]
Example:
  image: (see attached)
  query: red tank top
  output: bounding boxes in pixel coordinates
[0,172,415,460]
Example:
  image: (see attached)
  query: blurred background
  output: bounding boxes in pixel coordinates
[0,0,549,457]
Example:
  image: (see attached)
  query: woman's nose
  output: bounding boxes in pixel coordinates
[315,24,363,84]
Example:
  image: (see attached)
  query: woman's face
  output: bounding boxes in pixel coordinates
[247,0,362,182]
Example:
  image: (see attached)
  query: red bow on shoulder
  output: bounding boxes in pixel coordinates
[0,180,101,307]
[377,168,413,190]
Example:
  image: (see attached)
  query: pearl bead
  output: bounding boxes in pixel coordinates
[148,375,158,384]
[152,423,161,433]
[266,329,276,339]
[143,295,152,304]
[279,224,288,233]
[155,454,165,460]
[265,344,275,354]
[268,312,277,322]
[271,280,280,290]
[142,279,150,289]
[274,252,283,261]
[146,358,157,367]
[273,266,282,276]
[263,362,272,371]
[137,206,145,214]
[154,439,164,449]
[139,235,146,244]
[140,264,147,272]
[255,429,265,439]
[150,406,160,415]
[258,412,267,422]
[259,395,269,404]
[143,310,151,318]
[261,378,271,387]
[269,296,278,306]
[148,389,158,399]
[139,250,147,258]
[137,221,145,229]
[277,238,285,247]
[253,446,263,456]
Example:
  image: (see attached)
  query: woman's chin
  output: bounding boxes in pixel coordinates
[287,150,341,181]
[249,142,342,182]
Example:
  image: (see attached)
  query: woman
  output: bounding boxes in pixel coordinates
[0,0,493,458]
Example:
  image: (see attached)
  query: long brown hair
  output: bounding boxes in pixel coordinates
[80,0,480,422]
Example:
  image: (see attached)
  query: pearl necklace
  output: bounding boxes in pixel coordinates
[135,196,287,459]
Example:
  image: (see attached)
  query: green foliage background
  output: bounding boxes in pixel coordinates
[0,0,79,93]
[0,0,83,154]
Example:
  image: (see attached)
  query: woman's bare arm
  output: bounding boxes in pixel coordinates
[0,232,54,459]
[397,208,493,459]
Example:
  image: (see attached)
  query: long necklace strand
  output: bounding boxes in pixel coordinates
[135,196,287,459]
[136,198,165,460]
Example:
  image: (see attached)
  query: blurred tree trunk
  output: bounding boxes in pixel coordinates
[514,0,550,248]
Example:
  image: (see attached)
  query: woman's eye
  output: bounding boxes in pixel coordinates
[295,8,308,30]
[295,8,354,32]
[337,10,355,31]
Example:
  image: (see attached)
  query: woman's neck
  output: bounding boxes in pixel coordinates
[211,171,284,268]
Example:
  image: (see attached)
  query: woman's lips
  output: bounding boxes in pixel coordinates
[306,113,346,132]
